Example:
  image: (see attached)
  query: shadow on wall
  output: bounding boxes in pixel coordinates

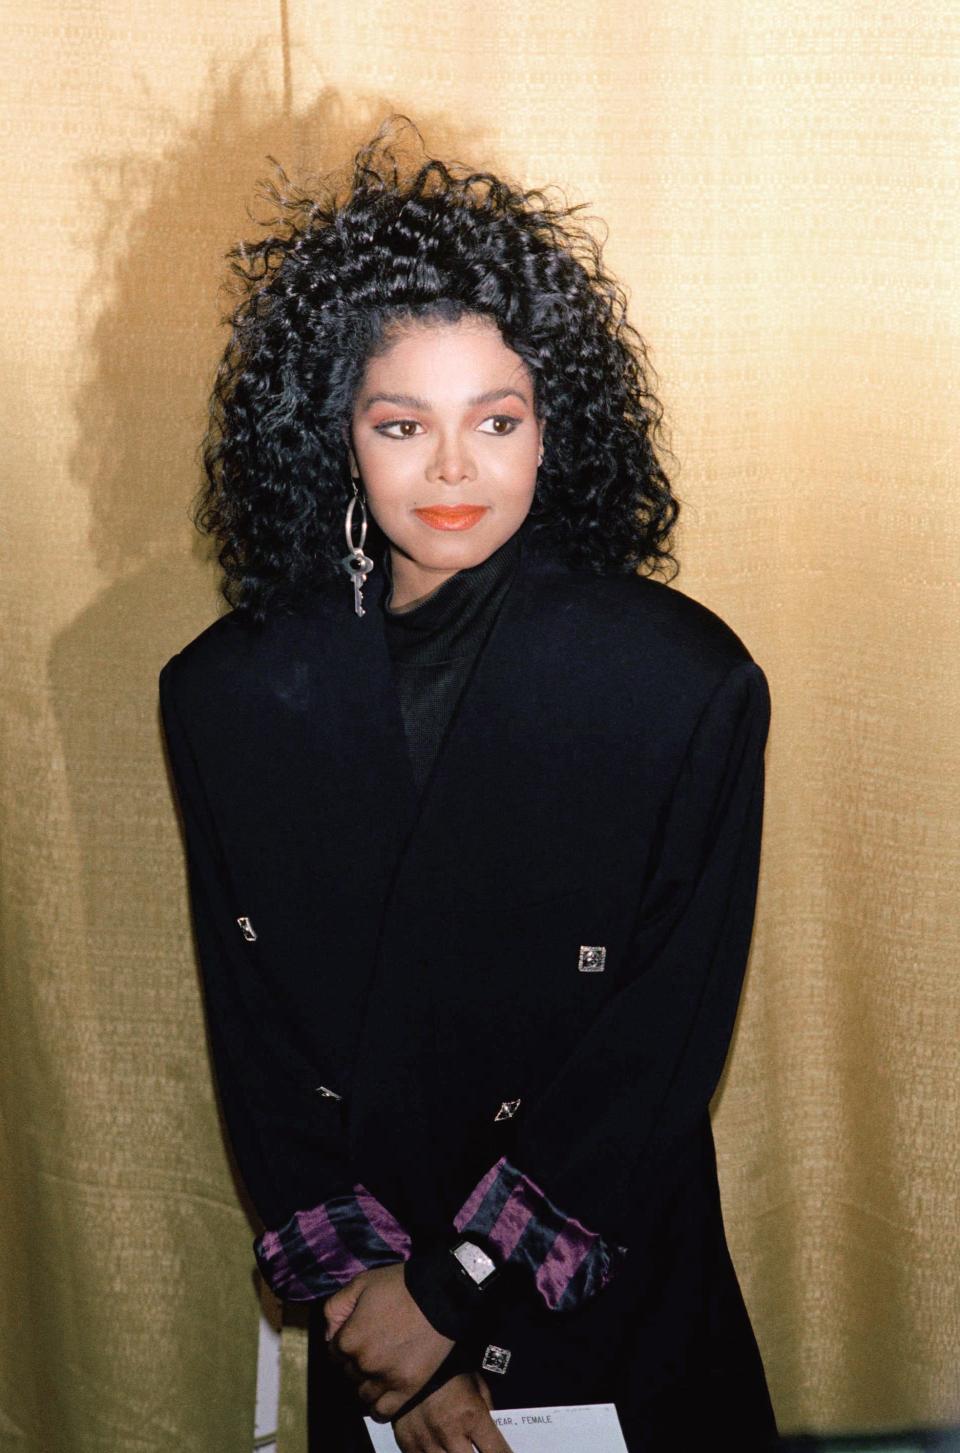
[45,54,495,1450]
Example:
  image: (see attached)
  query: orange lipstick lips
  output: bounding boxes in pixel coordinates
[413,505,489,531]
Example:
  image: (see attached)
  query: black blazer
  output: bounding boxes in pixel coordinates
[159,524,777,1449]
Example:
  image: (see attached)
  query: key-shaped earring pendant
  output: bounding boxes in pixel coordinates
[341,549,374,616]
[341,488,375,616]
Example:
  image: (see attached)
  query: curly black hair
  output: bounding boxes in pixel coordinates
[195,115,680,624]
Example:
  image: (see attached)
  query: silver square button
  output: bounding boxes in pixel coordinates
[578,944,606,972]
[481,1344,511,1375]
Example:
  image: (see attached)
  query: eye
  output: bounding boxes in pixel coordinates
[374,419,423,438]
[374,414,522,439]
[478,415,522,435]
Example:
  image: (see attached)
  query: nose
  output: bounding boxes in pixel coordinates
[427,429,475,485]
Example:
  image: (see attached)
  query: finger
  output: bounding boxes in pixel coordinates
[356,1373,393,1410]
[329,1326,361,1364]
[474,1375,494,1410]
[442,1437,475,1453]
[467,1411,514,1453]
[369,1388,407,1422]
[394,1408,457,1453]
[322,1296,351,1336]
[325,1342,363,1384]
[322,1292,343,1340]
[323,1283,360,1340]
[419,1431,473,1453]
[419,1403,487,1453]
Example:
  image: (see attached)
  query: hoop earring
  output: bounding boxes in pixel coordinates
[340,483,375,617]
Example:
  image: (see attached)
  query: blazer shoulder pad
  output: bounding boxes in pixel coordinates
[567,570,758,680]
[158,599,314,717]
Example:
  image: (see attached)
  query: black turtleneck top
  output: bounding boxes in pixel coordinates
[380,529,523,793]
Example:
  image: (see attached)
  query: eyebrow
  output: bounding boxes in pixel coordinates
[360,387,530,412]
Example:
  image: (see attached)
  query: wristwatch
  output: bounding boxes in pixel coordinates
[450,1238,498,1288]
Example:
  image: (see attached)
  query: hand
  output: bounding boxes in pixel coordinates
[393,1372,514,1453]
[323,1263,455,1419]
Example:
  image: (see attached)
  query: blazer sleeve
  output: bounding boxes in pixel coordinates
[159,657,412,1300]
[402,657,771,1337]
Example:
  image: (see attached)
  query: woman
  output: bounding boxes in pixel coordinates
[159,117,778,1452]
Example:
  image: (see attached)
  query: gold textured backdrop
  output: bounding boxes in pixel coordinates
[1,2,957,1449]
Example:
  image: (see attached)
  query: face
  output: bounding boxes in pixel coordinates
[346,315,544,606]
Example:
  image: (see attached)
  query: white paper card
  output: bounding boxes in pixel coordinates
[364,1401,628,1452]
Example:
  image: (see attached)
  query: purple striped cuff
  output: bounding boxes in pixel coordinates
[453,1156,624,1311]
[254,1186,412,1302]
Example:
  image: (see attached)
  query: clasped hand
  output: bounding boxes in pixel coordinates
[324,1262,453,1420]
[324,1264,513,1452]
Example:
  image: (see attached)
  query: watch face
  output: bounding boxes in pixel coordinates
[452,1240,497,1284]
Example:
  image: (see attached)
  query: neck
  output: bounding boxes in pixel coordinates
[386,550,460,612]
